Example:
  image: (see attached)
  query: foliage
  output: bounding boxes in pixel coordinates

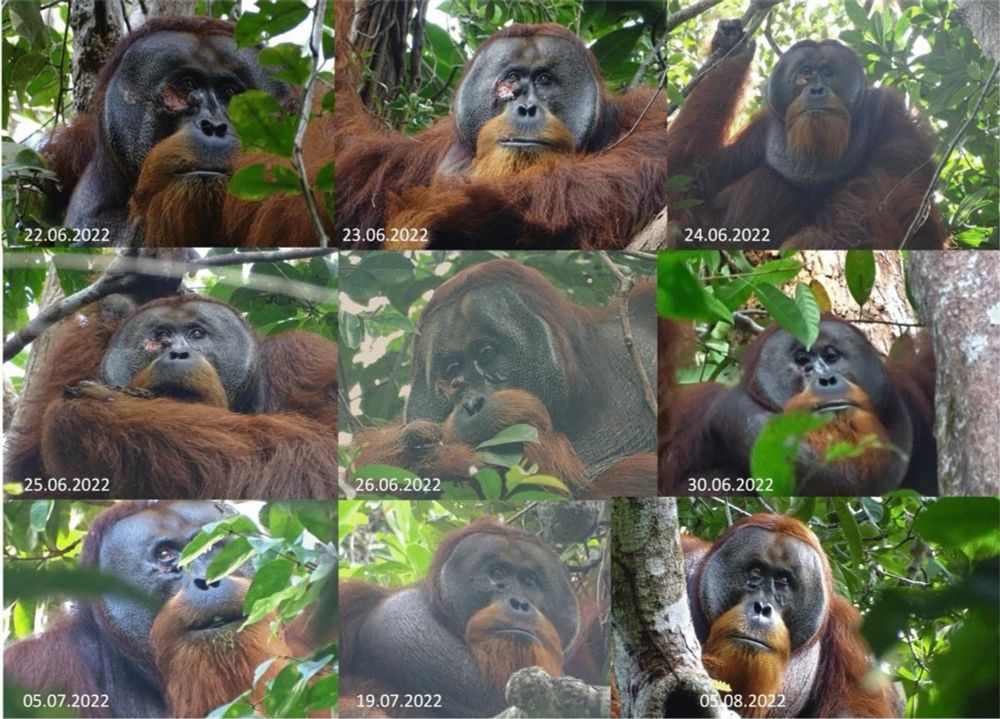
[339,500,607,590]
[3,500,338,718]
[339,251,654,500]
[678,496,1000,718]
[1,249,339,393]
[1,1,331,244]
[667,0,999,248]
[364,0,666,133]
[658,249,918,493]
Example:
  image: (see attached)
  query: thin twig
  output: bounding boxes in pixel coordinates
[196,248,333,266]
[597,252,657,416]
[604,69,665,152]
[6,539,83,561]
[901,63,998,247]
[292,0,330,247]
[3,249,336,360]
[3,254,140,361]
[631,29,667,88]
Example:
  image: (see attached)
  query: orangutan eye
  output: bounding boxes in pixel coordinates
[489,564,507,581]
[154,544,179,565]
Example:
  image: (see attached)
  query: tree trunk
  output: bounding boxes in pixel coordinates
[611,497,727,717]
[69,0,124,113]
[909,251,1000,494]
[4,262,64,468]
[348,0,421,122]
[794,250,915,353]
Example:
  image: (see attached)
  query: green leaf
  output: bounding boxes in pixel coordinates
[4,566,157,606]
[314,161,333,191]
[228,162,300,200]
[234,0,310,45]
[205,536,254,582]
[793,284,821,350]
[591,25,643,70]
[750,258,802,286]
[845,250,876,306]
[257,43,311,86]
[749,412,831,495]
[914,497,1000,553]
[475,467,503,500]
[506,471,570,496]
[228,90,296,156]
[304,674,339,710]
[476,423,539,448]
[245,558,295,610]
[665,174,692,192]
[28,500,51,532]
[341,312,362,349]
[834,503,864,563]
[755,284,814,349]
[658,253,727,321]
[8,1,46,46]
[179,514,258,565]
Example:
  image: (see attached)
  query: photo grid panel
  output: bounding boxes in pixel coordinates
[2,1,999,719]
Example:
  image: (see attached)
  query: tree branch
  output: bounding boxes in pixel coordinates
[292,0,330,247]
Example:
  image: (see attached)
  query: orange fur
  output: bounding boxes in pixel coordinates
[784,93,851,165]
[354,389,588,495]
[471,113,575,177]
[130,355,229,408]
[465,603,565,692]
[128,130,233,248]
[784,383,892,475]
[588,453,657,498]
[701,605,792,718]
[151,581,292,718]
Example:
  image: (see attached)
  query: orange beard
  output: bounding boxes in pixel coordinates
[151,592,291,718]
[471,113,575,177]
[130,355,230,408]
[701,605,791,719]
[784,384,892,476]
[784,94,851,166]
[128,131,235,248]
[465,603,565,692]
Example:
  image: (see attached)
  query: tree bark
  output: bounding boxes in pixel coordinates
[5,262,64,469]
[611,497,728,717]
[793,251,915,352]
[348,0,420,117]
[68,0,124,113]
[909,251,1000,495]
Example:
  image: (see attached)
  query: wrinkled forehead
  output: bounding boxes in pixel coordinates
[421,293,489,346]
[475,36,592,74]
[123,301,244,330]
[779,41,861,75]
[449,532,550,568]
[762,320,864,354]
[716,526,822,577]
[122,31,257,77]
